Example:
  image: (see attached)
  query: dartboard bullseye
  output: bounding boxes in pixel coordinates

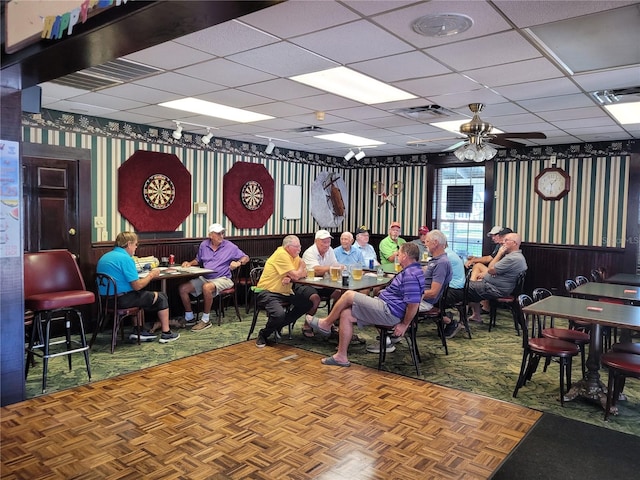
[143,173,176,210]
[241,180,264,210]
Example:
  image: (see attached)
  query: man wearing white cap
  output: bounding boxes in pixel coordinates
[178,223,249,331]
[465,226,513,280]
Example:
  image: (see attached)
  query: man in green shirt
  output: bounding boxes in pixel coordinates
[379,221,406,265]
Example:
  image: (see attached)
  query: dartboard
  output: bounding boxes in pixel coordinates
[143,173,175,210]
[240,180,264,210]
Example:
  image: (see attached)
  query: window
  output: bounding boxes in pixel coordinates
[434,166,485,260]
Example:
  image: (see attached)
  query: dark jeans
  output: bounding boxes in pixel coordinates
[257,286,313,336]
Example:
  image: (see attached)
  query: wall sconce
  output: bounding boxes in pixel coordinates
[354,148,366,161]
[344,149,355,161]
[201,129,213,145]
[172,123,183,140]
[265,140,275,154]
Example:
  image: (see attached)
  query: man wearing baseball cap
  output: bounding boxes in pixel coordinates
[178,223,249,331]
[410,225,430,260]
[353,226,379,267]
[379,221,406,265]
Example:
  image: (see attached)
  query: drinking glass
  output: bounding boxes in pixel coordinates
[352,266,363,281]
[330,265,341,282]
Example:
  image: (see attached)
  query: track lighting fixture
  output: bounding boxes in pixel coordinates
[265,140,275,154]
[172,123,183,140]
[201,129,213,145]
[354,148,366,161]
[344,149,355,161]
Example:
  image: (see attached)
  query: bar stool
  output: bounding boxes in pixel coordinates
[24,250,94,393]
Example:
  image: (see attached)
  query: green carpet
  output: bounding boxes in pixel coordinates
[26,310,640,437]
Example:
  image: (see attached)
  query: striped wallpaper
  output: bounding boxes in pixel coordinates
[22,125,628,247]
[494,156,629,248]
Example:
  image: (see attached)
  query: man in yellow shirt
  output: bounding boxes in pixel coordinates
[255,235,315,347]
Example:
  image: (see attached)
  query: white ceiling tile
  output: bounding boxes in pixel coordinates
[517,93,596,112]
[465,58,565,87]
[537,106,607,121]
[351,51,451,82]
[123,41,214,70]
[133,72,223,96]
[176,58,276,87]
[496,78,582,101]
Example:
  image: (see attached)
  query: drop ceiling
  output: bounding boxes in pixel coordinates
[38,0,640,158]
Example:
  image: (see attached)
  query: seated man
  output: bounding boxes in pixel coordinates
[419,229,452,312]
[334,231,365,267]
[466,226,512,280]
[179,223,249,331]
[96,231,180,344]
[410,225,430,261]
[255,235,314,347]
[442,242,467,338]
[352,226,379,267]
[308,243,425,367]
[458,232,527,323]
[379,221,405,265]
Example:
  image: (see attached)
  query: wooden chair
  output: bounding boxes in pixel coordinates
[24,250,94,393]
[513,294,579,406]
[374,314,422,375]
[246,267,293,341]
[489,270,527,334]
[591,267,607,283]
[242,257,266,313]
[213,268,242,325]
[601,351,640,421]
[533,287,590,379]
[91,273,145,353]
[414,283,451,356]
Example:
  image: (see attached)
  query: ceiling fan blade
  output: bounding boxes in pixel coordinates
[487,137,524,149]
[407,136,464,145]
[494,132,547,140]
[445,140,467,151]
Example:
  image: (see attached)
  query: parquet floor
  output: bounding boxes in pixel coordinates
[1,342,541,479]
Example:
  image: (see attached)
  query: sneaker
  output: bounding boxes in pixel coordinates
[129,329,156,342]
[159,331,180,344]
[176,315,197,326]
[256,329,268,348]
[367,337,396,354]
[376,335,403,344]
[443,321,459,339]
[191,320,212,332]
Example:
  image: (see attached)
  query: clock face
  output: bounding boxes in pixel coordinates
[143,173,176,209]
[535,168,570,200]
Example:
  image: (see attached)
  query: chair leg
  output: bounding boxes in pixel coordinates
[604,368,616,421]
[456,304,472,339]
[513,352,530,398]
[247,303,260,341]
[75,310,92,382]
[489,302,497,331]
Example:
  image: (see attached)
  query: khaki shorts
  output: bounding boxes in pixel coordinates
[190,276,234,296]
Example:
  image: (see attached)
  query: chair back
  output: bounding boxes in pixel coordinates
[95,273,119,315]
[532,287,552,302]
[575,275,589,285]
[511,270,527,297]
[565,279,578,294]
[24,250,87,298]
[516,294,535,346]
[591,267,606,283]
[250,267,264,288]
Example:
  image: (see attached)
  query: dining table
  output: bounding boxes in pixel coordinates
[140,266,214,293]
[605,273,640,286]
[522,295,640,413]
[295,271,393,292]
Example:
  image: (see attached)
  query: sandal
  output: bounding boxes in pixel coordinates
[302,324,315,338]
[308,316,332,337]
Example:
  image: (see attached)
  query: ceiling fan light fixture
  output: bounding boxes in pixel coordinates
[453,145,466,161]
[482,143,497,160]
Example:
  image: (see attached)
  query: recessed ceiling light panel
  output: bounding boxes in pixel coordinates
[604,101,640,125]
[315,133,385,147]
[159,97,273,123]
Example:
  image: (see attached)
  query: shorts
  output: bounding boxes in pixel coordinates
[190,276,234,296]
[293,284,317,301]
[467,281,502,302]
[351,292,401,328]
[419,300,434,312]
[117,290,169,311]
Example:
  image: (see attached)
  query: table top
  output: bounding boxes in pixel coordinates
[605,273,640,286]
[573,282,640,303]
[295,272,392,291]
[523,295,640,331]
[139,266,214,280]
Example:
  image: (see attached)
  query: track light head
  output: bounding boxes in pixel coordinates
[201,129,213,145]
[354,149,366,161]
[344,149,355,161]
[172,123,183,140]
[265,140,275,154]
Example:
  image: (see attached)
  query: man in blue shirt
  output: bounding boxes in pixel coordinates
[308,242,425,367]
[352,226,379,267]
[334,231,365,266]
[97,231,180,343]
[179,223,249,331]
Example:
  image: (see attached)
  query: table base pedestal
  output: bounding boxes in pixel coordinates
[563,378,626,414]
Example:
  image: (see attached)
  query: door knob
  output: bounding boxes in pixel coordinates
[69,228,76,236]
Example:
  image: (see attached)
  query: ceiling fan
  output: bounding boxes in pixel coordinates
[407,103,547,152]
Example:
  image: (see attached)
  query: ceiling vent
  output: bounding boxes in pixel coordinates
[51,58,163,91]
[289,125,333,134]
[390,104,456,122]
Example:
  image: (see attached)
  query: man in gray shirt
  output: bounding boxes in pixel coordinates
[459,232,527,322]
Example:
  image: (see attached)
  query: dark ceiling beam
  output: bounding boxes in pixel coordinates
[1,1,282,89]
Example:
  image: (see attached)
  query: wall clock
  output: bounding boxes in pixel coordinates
[534,167,570,201]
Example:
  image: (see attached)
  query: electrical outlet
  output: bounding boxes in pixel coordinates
[102,231,109,241]
[94,216,105,228]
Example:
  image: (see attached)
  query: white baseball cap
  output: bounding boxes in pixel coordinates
[209,223,225,233]
[315,230,332,240]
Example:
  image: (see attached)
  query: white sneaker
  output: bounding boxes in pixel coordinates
[366,339,396,354]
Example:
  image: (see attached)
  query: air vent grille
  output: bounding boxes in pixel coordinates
[51,58,163,91]
[390,104,456,121]
[289,125,332,134]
